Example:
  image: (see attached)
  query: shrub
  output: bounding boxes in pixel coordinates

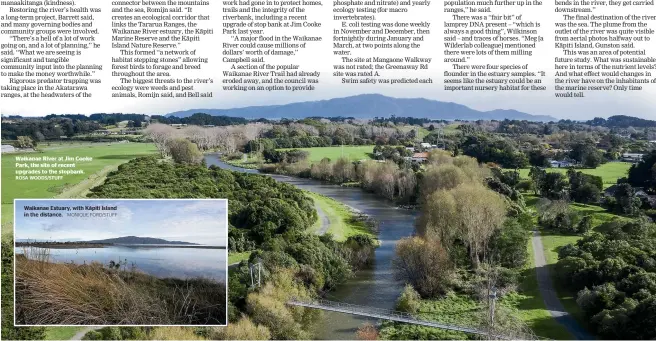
[396,284,421,313]
[393,237,454,297]
[210,315,271,340]
[169,138,203,164]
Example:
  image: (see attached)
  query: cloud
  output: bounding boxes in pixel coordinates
[41,223,64,232]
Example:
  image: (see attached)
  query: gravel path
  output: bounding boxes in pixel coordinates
[531,230,595,340]
[70,326,102,340]
[314,201,331,236]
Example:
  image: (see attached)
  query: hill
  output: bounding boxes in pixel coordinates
[166,94,557,122]
[83,236,197,245]
[587,115,656,128]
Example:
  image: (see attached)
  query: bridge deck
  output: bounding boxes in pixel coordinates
[287,297,499,338]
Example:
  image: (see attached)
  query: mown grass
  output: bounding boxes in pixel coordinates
[1,143,157,237]
[222,154,263,169]
[306,192,374,241]
[228,251,252,265]
[15,247,226,325]
[278,146,374,163]
[518,162,632,188]
[45,326,83,340]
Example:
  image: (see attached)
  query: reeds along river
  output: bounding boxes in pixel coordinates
[17,245,227,282]
[205,154,417,340]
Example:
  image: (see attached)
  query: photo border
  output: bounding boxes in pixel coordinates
[12,198,229,327]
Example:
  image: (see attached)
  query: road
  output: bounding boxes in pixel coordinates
[531,230,595,340]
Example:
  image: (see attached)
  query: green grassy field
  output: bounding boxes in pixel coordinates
[306,192,373,241]
[443,123,462,135]
[222,154,263,169]
[228,251,252,265]
[1,143,157,236]
[518,162,631,188]
[45,327,84,340]
[278,146,374,163]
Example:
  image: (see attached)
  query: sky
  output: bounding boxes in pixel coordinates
[14,199,228,246]
[1,1,655,120]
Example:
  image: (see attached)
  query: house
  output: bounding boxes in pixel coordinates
[621,153,643,163]
[419,142,431,149]
[549,160,574,168]
[1,145,15,153]
[405,147,415,152]
[411,152,429,163]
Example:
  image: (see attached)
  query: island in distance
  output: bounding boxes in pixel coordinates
[15,236,227,248]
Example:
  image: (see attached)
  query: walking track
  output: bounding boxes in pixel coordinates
[531,230,594,340]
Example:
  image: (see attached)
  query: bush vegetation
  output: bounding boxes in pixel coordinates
[555,218,656,339]
[15,248,226,325]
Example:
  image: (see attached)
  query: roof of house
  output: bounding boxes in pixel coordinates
[412,152,429,158]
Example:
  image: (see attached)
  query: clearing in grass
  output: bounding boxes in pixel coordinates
[306,192,375,242]
[278,146,374,163]
[517,162,631,188]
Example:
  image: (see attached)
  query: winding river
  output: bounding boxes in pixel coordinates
[205,154,418,340]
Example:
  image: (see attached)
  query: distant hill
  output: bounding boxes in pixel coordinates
[587,115,656,128]
[166,94,557,122]
[83,236,197,245]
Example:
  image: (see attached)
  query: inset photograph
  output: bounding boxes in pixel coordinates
[14,199,227,326]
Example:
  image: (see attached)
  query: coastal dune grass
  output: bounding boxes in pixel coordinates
[15,247,226,326]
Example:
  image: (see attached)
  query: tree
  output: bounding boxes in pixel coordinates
[627,150,656,192]
[570,140,603,168]
[210,315,271,340]
[14,136,35,148]
[528,149,550,167]
[613,183,642,215]
[144,123,177,156]
[332,157,355,183]
[396,284,421,313]
[168,138,203,164]
[568,169,602,204]
[540,172,569,200]
[356,323,379,340]
[393,237,454,297]
[528,166,546,195]
[417,183,507,267]
[487,219,530,268]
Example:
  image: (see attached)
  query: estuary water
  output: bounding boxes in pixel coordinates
[18,245,227,282]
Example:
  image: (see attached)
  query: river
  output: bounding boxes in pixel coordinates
[205,154,418,339]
